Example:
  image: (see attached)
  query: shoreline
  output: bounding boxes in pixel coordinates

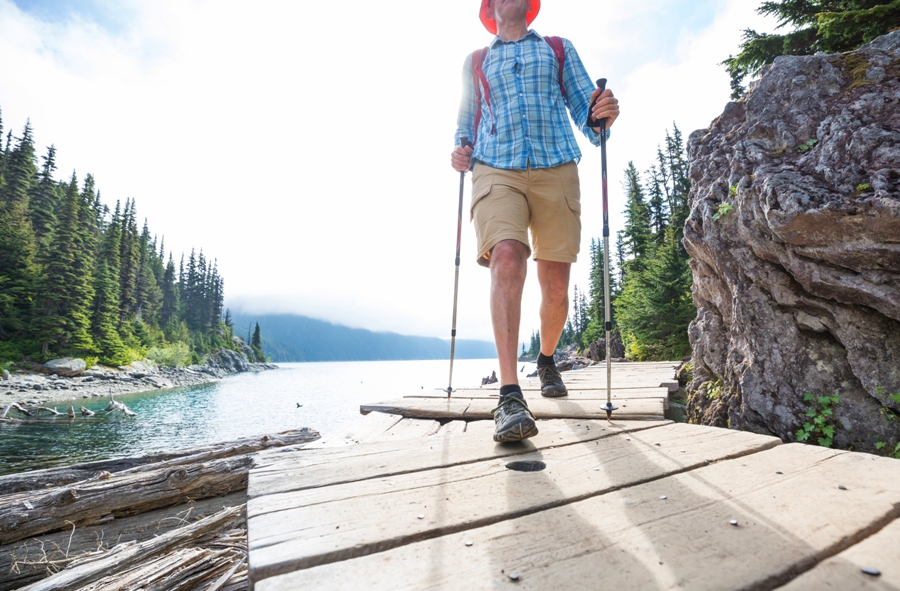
[1,362,278,411]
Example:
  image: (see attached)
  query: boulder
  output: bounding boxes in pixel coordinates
[42,358,87,377]
[2,370,9,380]
[683,31,900,452]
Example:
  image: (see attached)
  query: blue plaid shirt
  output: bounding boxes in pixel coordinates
[455,30,606,170]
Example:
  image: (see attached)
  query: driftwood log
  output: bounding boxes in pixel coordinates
[79,406,94,417]
[1,403,32,418]
[17,505,243,591]
[0,429,318,496]
[0,492,246,591]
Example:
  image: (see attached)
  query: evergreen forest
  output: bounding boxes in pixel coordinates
[525,125,694,361]
[0,109,238,367]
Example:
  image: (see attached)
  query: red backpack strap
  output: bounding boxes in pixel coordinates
[543,36,566,96]
[470,46,493,146]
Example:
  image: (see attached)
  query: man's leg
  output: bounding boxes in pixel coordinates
[535,259,571,397]
[537,260,571,355]
[490,239,529,387]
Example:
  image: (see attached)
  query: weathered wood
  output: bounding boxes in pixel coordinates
[246,423,780,581]
[1,403,32,418]
[0,492,247,591]
[434,420,467,436]
[374,418,441,440]
[309,413,403,448]
[412,387,671,400]
[79,406,94,417]
[0,428,319,496]
[777,516,900,590]
[360,397,666,420]
[248,419,673,498]
[18,505,242,591]
[253,445,900,591]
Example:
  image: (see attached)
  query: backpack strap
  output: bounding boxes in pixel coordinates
[471,46,493,147]
[543,36,567,96]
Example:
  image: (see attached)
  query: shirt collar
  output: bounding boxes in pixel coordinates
[489,29,542,48]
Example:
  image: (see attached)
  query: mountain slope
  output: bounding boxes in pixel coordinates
[231,313,496,362]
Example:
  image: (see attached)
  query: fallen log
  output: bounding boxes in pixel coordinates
[0,492,247,591]
[17,505,242,591]
[79,406,94,417]
[1,403,32,418]
[0,454,252,544]
[0,428,318,496]
[66,406,75,419]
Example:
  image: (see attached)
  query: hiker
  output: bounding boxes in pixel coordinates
[450,0,620,442]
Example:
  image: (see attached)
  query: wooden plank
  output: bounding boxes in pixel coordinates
[309,413,404,448]
[373,418,441,440]
[246,423,780,582]
[434,420,467,436]
[411,387,671,400]
[254,444,900,591]
[360,397,666,421]
[777,516,900,590]
[248,419,672,499]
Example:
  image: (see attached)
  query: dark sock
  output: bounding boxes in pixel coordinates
[537,352,555,367]
[499,384,523,399]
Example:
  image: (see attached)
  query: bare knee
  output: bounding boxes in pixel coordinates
[490,240,528,282]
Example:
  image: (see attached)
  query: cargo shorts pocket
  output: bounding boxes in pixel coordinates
[470,165,493,220]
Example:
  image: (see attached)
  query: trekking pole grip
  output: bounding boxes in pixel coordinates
[587,78,608,129]
[460,137,471,149]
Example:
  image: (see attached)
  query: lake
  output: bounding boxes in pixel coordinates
[0,358,527,476]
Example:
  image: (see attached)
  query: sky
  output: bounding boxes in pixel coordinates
[0,0,776,345]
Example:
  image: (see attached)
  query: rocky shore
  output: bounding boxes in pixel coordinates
[0,346,276,410]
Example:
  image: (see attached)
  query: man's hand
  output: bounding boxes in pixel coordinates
[451,143,473,172]
[589,88,620,133]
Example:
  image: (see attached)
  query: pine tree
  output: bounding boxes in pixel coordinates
[251,321,264,362]
[29,145,60,242]
[621,162,652,275]
[35,172,95,355]
[118,199,140,329]
[91,199,126,363]
[582,238,617,347]
[722,0,900,98]
[0,121,36,207]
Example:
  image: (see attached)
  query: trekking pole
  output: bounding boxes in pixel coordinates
[587,79,617,421]
[445,137,472,398]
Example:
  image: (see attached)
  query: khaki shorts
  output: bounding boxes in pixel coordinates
[470,161,581,268]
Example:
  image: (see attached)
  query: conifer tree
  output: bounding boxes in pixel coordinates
[91,200,126,363]
[621,163,652,276]
[29,145,60,243]
[722,0,900,98]
[1,122,36,207]
[36,172,95,355]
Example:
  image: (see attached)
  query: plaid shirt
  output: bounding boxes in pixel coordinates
[455,30,606,170]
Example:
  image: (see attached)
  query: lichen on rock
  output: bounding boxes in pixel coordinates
[684,31,900,452]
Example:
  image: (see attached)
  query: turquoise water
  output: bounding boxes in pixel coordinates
[0,358,519,476]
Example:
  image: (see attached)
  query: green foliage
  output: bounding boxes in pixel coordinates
[704,379,724,399]
[722,0,900,98]
[146,341,192,367]
[797,139,819,152]
[795,392,840,447]
[713,202,735,221]
[0,109,228,366]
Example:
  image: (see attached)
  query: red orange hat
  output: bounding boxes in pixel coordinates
[479,0,541,35]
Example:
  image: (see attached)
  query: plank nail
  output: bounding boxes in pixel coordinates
[730,520,738,526]
[838,484,847,490]
[417,514,425,519]
[508,572,520,581]
[465,541,473,547]
[861,567,881,577]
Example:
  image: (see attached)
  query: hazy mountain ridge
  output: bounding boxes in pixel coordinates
[231,313,496,362]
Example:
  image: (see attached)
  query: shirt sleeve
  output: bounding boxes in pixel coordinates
[455,53,476,148]
[560,39,611,146]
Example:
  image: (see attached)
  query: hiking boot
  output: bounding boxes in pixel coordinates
[538,365,568,397]
[492,393,538,443]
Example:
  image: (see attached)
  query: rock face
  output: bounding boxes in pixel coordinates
[683,32,900,452]
[41,358,87,377]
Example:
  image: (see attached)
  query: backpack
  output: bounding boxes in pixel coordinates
[469,36,566,147]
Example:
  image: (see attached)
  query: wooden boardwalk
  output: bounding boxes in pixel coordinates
[246,363,900,590]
